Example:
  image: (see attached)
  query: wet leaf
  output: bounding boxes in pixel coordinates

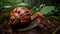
[42,6,55,15]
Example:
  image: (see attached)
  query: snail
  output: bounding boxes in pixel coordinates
[8,7,32,25]
[7,7,44,31]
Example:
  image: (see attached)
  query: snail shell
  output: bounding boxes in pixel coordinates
[8,7,32,25]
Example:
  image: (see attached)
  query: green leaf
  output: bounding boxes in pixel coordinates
[17,3,29,7]
[42,6,55,15]
[2,5,12,9]
[39,4,45,8]
[51,16,60,21]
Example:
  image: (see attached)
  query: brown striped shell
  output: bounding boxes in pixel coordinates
[8,7,32,25]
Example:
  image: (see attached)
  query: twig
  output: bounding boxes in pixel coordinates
[52,26,60,34]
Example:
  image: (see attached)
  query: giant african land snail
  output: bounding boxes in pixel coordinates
[8,7,44,26]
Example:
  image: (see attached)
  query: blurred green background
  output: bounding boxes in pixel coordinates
[0,0,60,34]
